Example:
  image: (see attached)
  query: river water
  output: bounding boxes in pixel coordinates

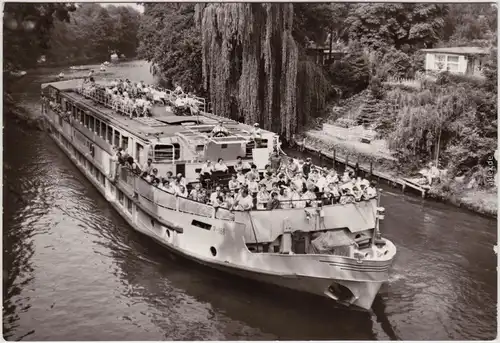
[3,61,497,340]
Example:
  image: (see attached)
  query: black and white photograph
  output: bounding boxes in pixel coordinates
[3,1,497,340]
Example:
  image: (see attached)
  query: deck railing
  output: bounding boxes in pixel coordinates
[116,164,377,222]
[78,84,209,117]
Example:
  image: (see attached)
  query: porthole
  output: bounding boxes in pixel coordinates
[151,219,155,227]
[210,247,217,256]
[166,229,170,238]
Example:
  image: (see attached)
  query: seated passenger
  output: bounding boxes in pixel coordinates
[308,168,319,183]
[352,185,363,202]
[233,189,253,211]
[341,170,351,183]
[246,175,259,194]
[326,182,341,200]
[245,164,260,181]
[165,171,173,181]
[303,188,318,207]
[276,173,288,188]
[225,193,235,209]
[292,172,306,192]
[251,123,262,147]
[212,195,225,208]
[278,188,292,209]
[210,186,223,204]
[219,196,229,209]
[151,178,160,187]
[236,169,247,185]
[176,185,188,198]
[142,158,154,175]
[189,184,202,200]
[285,158,299,179]
[316,170,327,192]
[151,168,159,179]
[214,158,228,172]
[256,184,270,210]
[266,192,281,210]
[322,190,334,205]
[364,181,377,199]
[176,173,187,187]
[173,84,184,96]
[201,160,213,176]
[142,171,152,183]
[197,188,208,203]
[270,182,281,195]
[228,174,240,191]
[326,170,339,184]
[234,156,250,172]
[339,188,355,204]
[259,172,274,191]
[264,164,273,175]
[292,189,306,209]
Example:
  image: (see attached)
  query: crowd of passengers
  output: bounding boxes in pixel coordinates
[113,147,378,212]
[81,76,193,118]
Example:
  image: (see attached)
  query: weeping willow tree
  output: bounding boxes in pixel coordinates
[388,85,470,159]
[195,3,328,140]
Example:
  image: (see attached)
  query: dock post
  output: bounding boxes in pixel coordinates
[370,161,373,178]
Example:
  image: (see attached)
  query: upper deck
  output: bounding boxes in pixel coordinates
[42,79,275,145]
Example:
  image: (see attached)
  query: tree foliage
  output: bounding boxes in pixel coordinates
[385,79,497,183]
[345,4,448,51]
[46,4,141,64]
[194,3,329,140]
[442,4,497,46]
[137,3,203,94]
[3,2,76,70]
[327,43,370,98]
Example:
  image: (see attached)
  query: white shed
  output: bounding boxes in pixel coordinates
[420,47,491,77]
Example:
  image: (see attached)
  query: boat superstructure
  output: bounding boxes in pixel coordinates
[40,78,396,310]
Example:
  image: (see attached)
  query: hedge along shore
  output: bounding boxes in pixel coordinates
[292,130,497,219]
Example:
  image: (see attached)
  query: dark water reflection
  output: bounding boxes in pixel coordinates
[3,61,497,340]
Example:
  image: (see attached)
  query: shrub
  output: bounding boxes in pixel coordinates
[379,48,415,79]
[369,76,384,99]
[327,44,370,98]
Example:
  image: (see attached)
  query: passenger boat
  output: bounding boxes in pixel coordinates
[40,78,396,310]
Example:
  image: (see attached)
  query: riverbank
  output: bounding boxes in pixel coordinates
[293,131,497,218]
[4,92,44,131]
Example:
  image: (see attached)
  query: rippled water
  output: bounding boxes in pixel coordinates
[3,61,497,340]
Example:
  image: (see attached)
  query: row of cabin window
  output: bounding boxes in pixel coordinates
[64,97,181,163]
[64,100,130,153]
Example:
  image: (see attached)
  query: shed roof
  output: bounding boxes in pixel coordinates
[420,47,490,55]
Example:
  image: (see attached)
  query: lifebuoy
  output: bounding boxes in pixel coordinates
[213,131,229,138]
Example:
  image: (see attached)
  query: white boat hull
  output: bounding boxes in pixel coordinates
[41,109,396,311]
